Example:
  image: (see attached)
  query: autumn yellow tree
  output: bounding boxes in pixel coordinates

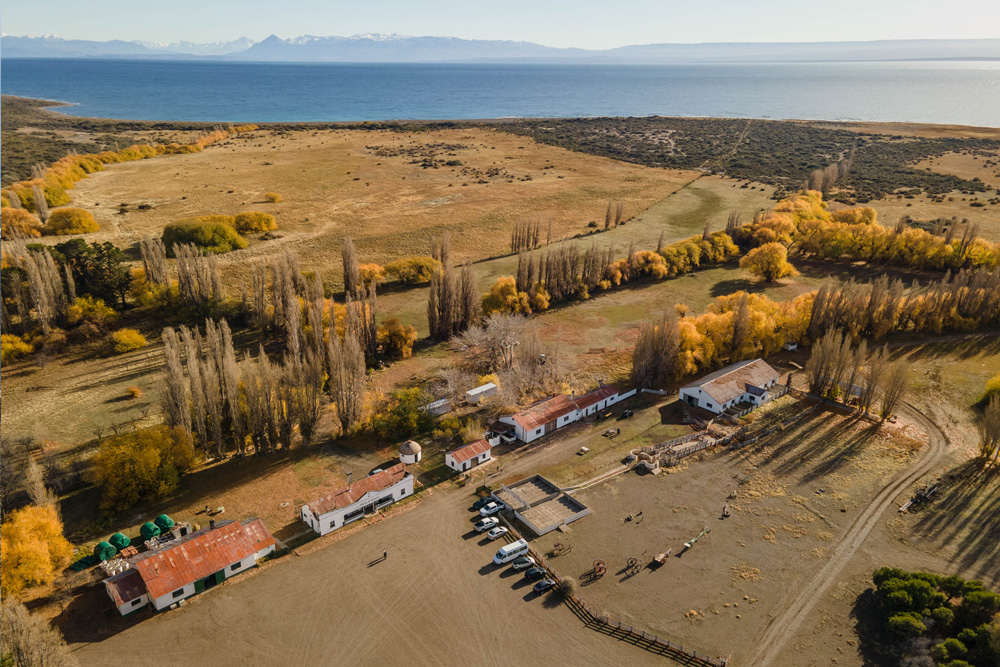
[0,505,73,598]
[740,242,798,282]
[377,318,418,360]
[93,425,195,512]
[481,276,531,315]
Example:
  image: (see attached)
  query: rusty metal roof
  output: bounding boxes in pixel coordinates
[240,518,276,554]
[306,463,409,517]
[574,385,618,409]
[447,439,492,464]
[509,394,578,432]
[104,568,147,607]
[130,520,259,601]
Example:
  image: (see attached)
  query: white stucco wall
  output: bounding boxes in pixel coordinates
[305,475,414,536]
[116,593,150,615]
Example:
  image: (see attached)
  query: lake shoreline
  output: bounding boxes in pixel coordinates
[4,94,998,139]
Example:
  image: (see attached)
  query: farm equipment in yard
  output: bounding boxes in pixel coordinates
[683,526,711,550]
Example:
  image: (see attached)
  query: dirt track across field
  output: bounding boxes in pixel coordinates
[744,404,948,666]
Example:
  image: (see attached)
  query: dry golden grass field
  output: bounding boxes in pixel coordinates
[913,150,1000,188]
[64,127,698,283]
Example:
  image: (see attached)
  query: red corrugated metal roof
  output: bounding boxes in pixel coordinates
[574,385,618,409]
[240,518,276,553]
[131,520,257,601]
[448,439,492,464]
[510,394,578,432]
[307,463,409,516]
[104,568,147,607]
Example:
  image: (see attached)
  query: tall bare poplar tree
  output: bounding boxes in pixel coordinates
[327,330,366,434]
[342,237,360,299]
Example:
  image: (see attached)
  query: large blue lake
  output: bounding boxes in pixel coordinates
[2,58,999,125]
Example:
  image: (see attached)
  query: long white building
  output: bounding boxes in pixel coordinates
[104,518,276,616]
[300,463,414,536]
[498,384,630,444]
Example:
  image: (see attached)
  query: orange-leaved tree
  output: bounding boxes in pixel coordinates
[0,505,73,598]
[740,242,798,282]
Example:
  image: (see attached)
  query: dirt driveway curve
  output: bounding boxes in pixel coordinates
[744,404,948,666]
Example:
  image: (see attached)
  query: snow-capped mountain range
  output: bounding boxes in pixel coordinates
[3,33,999,63]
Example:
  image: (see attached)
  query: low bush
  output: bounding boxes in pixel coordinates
[264,192,283,203]
[233,211,277,234]
[111,328,147,354]
[384,256,441,285]
[359,263,386,286]
[162,217,247,254]
[41,208,99,235]
[1,334,33,364]
[126,386,143,399]
[1,208,43,238]
[65,296,116,327]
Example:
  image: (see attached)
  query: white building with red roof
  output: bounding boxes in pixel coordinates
[103,518,276,616]
[300,463,413,536]
[498,383,628,443]
[445,439,493,473]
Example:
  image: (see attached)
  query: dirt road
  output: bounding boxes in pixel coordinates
[744,404,948,667]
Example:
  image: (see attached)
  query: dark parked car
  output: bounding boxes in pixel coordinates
[533,578,557,594]
[622,409,634,418]
[524,567,547,581]
[472,496,494,511]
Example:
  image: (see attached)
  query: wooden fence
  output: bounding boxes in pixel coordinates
[496,516,730,667]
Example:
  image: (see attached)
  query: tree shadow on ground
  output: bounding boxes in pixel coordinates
[911,459,1000,586]
[850,588,898,667]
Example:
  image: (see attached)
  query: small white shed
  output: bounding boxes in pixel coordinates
[423,398,452,416]
[465,383,498,404]
[399,440,422,464]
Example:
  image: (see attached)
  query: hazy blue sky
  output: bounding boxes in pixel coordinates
[3,0,998,48]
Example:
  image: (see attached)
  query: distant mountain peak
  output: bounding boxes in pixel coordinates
[2,33,999,64]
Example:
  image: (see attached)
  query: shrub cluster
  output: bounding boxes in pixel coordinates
[233,211,277,234]
[871,567,999,666]
[0,208,43,237]
[162,217,248,254]
[41,207,100,235]
[111,328,147,354]
[384,256,442,285]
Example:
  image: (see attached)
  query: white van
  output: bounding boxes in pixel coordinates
[493,539,530,565]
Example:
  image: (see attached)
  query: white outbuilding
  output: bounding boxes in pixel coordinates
[399,440,422,464]
[465,383,498,404]
[679,358,780,415]
[300,464,414,536]
[445,439,493,472]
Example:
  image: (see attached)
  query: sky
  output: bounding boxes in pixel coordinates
[2,0,998,49]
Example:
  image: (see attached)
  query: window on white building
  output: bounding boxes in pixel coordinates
[230,562,242,572]
[131,598,144,607]
[172,588,185,599]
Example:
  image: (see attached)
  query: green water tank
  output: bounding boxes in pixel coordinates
[140,522,160,541]
[154,514,175,532]
[108,532,131,551]
[94,541,117,561]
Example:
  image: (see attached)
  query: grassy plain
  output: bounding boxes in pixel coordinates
[62,127,698,284]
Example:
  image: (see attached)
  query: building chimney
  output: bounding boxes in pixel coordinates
[599,379,603,388]
[209,519,215,530]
